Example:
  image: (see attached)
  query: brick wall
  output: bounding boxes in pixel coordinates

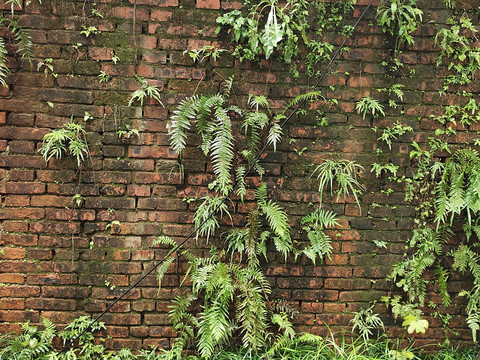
[0,0,476,350]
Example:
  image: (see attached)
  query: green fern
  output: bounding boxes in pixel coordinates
[38,115,89,167]
[194,196,231,243]
[355,96,385,120]
[312,158,364,210]
[0,38,9,86]
[300,209,338,265]
[128,74,164,107]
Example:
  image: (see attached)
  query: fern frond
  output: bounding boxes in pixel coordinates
[267,121,282,151]
[194,196,231,243]
[168,97,198,157]
[157,257,176,290]
[0,38,8,86]
[235,166,247,201]
[283,91,324,113]
[260,199,290,239]
[210,107,235,194]
[153,235,177,248]
[435,264,451,307]
[248,94,269,112]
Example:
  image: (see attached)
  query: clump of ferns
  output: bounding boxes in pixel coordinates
[167,77,323,243]
[0,1,35,85]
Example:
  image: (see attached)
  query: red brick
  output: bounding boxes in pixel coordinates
[0,234,38,246]
[127,185,151,197]
[0,182,45,194]
[196,0,220,9]
[0,247,26,259]
[8,140,35,154]
[129,0,178,5]
[88,47,113,61]
[0,299,25,310]
[0,285,40,298]
[0,208,44,220]
[31,195,73,207]
[4,195,30,206]
[27,273,77,285]
[0,310,39,323]
[150,10,173,21]
[3,221,29,232]
[9,170,35,181]
[0,273,25,284]
[28,249,54,260]
[30,222,81,234]
[26,298,76,310]
[111,7,149,21]
[135,172,183,184]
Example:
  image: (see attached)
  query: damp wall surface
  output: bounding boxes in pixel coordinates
[0,0,477,350]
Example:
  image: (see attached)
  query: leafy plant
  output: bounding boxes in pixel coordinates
[435,15,480,87]
[117,124,139,139]
[184,46,227,63]
[299,209,338,265]
[356,97,385,120]
[80,25,100,37]
[376,0,423,54]
[73,193,84,207]
[168,80,321,240]
[39,115,89,167]
[371,162,399,178]
[351,304,385,342]
[215,0,309,63]
[37,58,58,78]
[0,11,34,85]
[375,121,413,150]
[128,75,164,107]
[311,158,364,209]
[0,318,56,360]
[59,316,107,359]
[98,70,111,83]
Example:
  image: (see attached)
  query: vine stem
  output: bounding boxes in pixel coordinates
[57,0,374,354]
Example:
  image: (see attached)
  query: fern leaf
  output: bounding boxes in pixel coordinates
[157,257,176,290]
[267,121,282,152]
[168,97,198,157]
[0,38,9,86]
[210,107,234,194]
[435,264,451,307]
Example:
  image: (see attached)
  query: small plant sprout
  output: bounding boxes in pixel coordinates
[83,111,93,122]
[371,162,399,178]
[106,220,121,232]
[117,124,139,139]
[373,240,388,249]
[184,45,227,63]
[91,4,104,18]
[128,75,164,107]
[37,58,58,78]
[104,280,115,290]
[111,52,120,64]
[73,193,84,207]
[98,70,111,83]
[376,121,413,149]
[80,25,100,37]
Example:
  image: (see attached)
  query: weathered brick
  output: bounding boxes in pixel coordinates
[0,273,25,284]
[0,182,45,194]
